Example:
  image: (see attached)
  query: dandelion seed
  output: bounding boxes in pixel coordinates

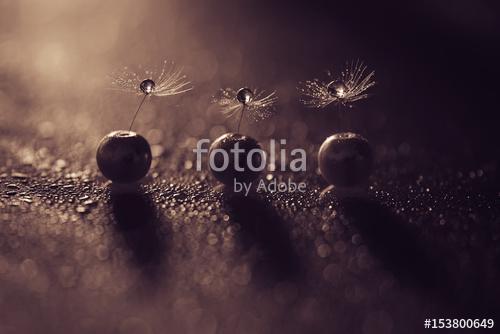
[214,87,277,132]
[299,60,375,109]
[110,60,192,97]
[109,60,192,130]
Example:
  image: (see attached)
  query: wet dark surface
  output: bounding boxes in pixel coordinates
[0,124,499,333]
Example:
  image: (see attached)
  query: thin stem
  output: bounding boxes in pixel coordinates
[337,103,343,131]
[129,94,148,131]
[345,107,350,130]
[237,104,245,133]
[337,103,351,131]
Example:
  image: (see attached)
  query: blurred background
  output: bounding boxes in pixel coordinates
[1,0,499,167]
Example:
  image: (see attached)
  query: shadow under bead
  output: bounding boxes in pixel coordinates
[209,133,262,185]
[318,132,373,187]
[96,130,152,183]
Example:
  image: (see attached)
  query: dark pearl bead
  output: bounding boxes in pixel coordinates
[236,87,254,104]
[96,130,152,183]
[209,133,262,185]
[318,132,373,187]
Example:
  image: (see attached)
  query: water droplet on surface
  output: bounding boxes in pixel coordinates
[11,172,28,179]
[96,244,110,261]
[317,244,332,258]
[20,258,38,279]
[207,233,218,245]
[76,205,88,214]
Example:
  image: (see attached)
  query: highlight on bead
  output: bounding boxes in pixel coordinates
[110,60,192,97]
[214,87,277,127]
[298,60,375,109]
